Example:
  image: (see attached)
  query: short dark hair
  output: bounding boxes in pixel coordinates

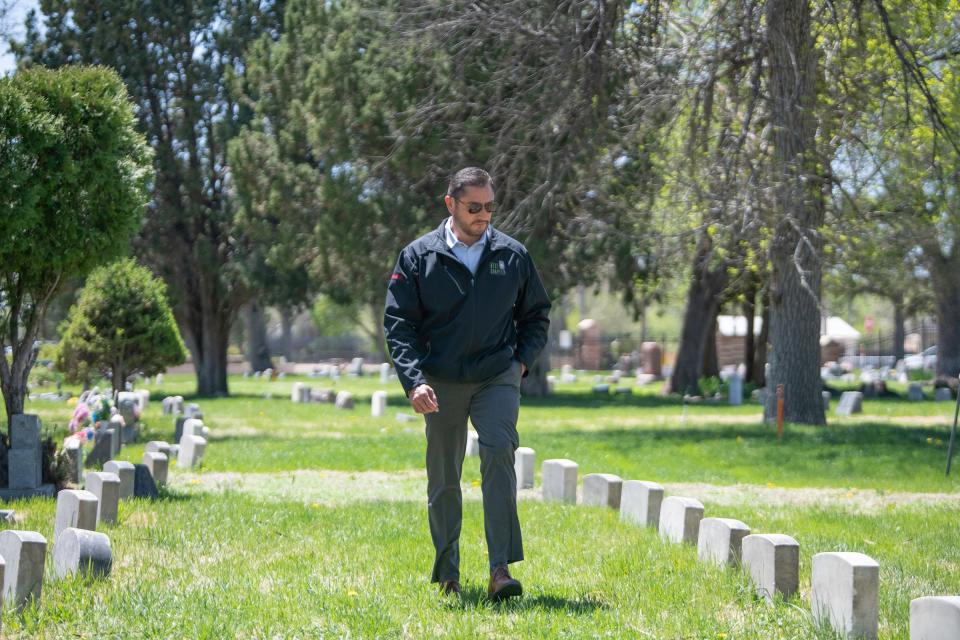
[447,167,493,199]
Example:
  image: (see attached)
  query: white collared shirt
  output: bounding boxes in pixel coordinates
[444,217,488,275]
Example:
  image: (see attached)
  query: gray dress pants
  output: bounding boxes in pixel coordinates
[424,360,524,583]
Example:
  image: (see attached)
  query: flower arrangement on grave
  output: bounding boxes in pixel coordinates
[66,389,119,442]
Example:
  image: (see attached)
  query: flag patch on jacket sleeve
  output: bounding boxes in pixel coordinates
[391,273,404,282]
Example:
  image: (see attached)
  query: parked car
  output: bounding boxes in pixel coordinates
[904,345,937,370]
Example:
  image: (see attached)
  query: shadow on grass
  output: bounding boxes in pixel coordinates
[450,583,607,613]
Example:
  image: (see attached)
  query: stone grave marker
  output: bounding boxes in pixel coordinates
[811,552,879,639]
[63,439,83,485]
[85,428,114,468]
[108,414,124,456]
[620,480,664,528]
[742,533,800,602]
[380,362,391,384]
[822,390,831,412]
[542,459,578,503]
[133,464,159,498]
[835,391,864,416]
[658,496,704,545]
[728,372,743,406]
[334,391,355,409]
[53,528,112,579]
[54,489,98,542]
[0,530,46,608]
[465,431,479,457]
[514,447,535,490]
[104,461,135,499]
[347,357,364,376]
[697,517,751,566]
[592,384,610,395]
[908,383,924,401]
[84,472,121,525]
[143,452,169,485]
[145,441,171,458]
[8,414,42,490]
[179,435,207,468]
[291,382,304,403]
[582,473,623,509]
[371,391,388,417]
[910,596,960,640]
[935,387,952,402]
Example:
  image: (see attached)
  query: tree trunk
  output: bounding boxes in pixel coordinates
[280,307,295,361]
[744,288,757,381]
[702,312,719,379]
[934,282,960,377]
[763,0,825,425]
[670,263,726,395]
[753,296,770,388]
[892,296,906,364]
[243,299,273,372]
[178,291,233,397]
[520,345,551,397]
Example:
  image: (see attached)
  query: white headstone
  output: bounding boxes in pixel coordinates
[178,435,207,468]
[54,489,98,543]
[514,447,535,490]
[103,461,135,499]
[697,517,751,566]
[380,362,391,384]
[620,480,664,528]
[836,391,864,416]
[371,391,388,417]
[334,391,355,410]
[145,441,171,458]
[658,496,704,544]
[291,382,304,403]
[582,473,622,509]
[465,431,479,457]
[84,471,121,525]
[0,530,45,608]
[135,389,150,411]
[742,533,800,602]
[143,452,169,486]
[183,418,204,439]
[558,330,573,350]
[53,528,112,579]
[911,596,960,640]
[728,373,743,406]
[812,552,879,639]
[542,459,578,503]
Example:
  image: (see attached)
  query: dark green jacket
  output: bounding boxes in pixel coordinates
[384,221,551,395]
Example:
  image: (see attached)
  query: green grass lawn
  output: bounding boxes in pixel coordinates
[0,372,957,637]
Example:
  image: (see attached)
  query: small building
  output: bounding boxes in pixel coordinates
[716,315,861,368]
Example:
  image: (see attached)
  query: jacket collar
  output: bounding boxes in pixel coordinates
[427,219,507,254]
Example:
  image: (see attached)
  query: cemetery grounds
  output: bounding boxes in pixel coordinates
[0,373,958,639]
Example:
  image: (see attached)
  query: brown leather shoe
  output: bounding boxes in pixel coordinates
[487,565,522,601]
[440,580,462,597]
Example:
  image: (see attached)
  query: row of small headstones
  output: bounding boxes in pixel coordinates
[835,385,953,417]
[464,441,953,640]
[0,403,214,618]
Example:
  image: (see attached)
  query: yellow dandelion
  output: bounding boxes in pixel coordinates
[471,480,481,487]
[846,492,854,499]
[348,590,359,597]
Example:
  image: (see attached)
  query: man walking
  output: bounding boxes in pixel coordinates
[384,167,551,601]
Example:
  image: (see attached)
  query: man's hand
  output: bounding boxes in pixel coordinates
[520,363,527,376]
[410,384,439,414]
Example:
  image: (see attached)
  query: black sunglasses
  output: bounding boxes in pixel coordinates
[455,197,497,214]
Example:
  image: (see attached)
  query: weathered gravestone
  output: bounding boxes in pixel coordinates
[84,472,120,525]
[465,431,479,457]
[108,414,124,456]
[910,596,960,640]
[728,373,743,406]
[835,391,863,416]
[116,392,140,443]
[380,362,391,384]
[811,552,879,640]
[85,428,114,468]
[179,435,207,468]
[822,390,832,412]
[334,391,355,410]
[347,357,364,376]
[63,439,83,485]
[935,387,953,402]
[54,489,98,543]
[145,441,171,458]
[291,383,304,403]
[697,517,751,566]
[104,461,135,500]
[132,464,159,499]
[371,391,388,417]
[908,383,924,401]
[174,415,188,443]
[143,452,168,486]
[592,384,610,395]
[0,530,46,608]
[620,480,664,528]
[8,415,42,490]
[514,447,535,490]
[582,473,622,509]
[53,528,112,579]
[659,496,704,545]
[542,459,578,504]
[742,533,800,603]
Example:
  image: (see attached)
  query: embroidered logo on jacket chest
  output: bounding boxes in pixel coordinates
[489,260,507,276]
